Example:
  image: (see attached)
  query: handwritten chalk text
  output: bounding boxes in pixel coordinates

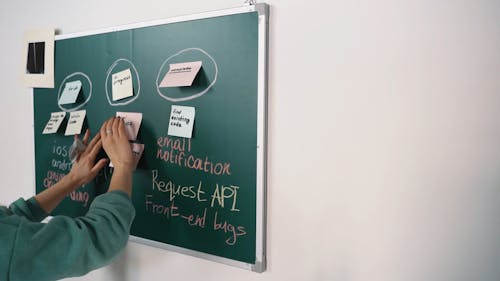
[210,184,240,212]
[152,170,207,202]
[52,142,69,157]
[214,211,247,245]
[144,193,247,245]
[145,195,180,219]
[69,190,89,207]
[156,136,231,176]
[157,135,191,152]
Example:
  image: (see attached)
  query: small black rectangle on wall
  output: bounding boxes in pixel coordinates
[26,41,45,74]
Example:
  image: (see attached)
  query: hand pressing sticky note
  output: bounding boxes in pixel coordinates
[112,69,133,101]
[59,80,82,105]
[110,143,144,170]
[159,61,202,87]
[168,105,195,138]
[116,112,142,140]
[65,110,86,136]
[42,111,66,134]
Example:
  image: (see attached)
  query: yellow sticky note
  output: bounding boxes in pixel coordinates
[112,69,133,101]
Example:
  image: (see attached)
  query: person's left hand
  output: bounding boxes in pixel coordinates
[67,129,109,188]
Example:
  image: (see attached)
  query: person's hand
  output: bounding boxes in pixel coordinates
[100,117,134,172]
[67,129,109,187]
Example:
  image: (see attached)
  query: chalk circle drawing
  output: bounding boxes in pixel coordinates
[57,72,92,112]
[105,58,141,106]
[156,48,218,102]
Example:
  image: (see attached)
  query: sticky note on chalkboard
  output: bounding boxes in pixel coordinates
[65,110,86,136]
[58,80,82,105]
[159,61,202,87]
[112,69,133,101]
[42,111,66,134]
[168,105,195,138]
[116,112,142,140]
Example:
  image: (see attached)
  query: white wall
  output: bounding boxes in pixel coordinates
[1,0,500,280]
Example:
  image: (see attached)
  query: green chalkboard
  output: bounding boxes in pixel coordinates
[33,4,268,271]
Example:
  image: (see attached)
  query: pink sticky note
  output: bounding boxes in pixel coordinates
[159,61,202,87]
[116,112,142,140]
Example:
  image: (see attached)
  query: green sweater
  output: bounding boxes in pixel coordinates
[0,191,135,281]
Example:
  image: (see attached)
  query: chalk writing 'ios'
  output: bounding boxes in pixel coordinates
[52,141,68,157]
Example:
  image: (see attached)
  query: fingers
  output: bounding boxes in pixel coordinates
[100,118,109,137]
[118,117,126,138]
[85,132,101,152]
[90,158,109,175]
[112,116,120,137]
[82,129,91,145]
[100,117,124,138]
[100,117,116,139]
[73,129,92,159]
[88,139,103,160]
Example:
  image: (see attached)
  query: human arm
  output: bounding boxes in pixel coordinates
[35,116,135,214]
[7,191,135,281]
[100,117,134,196]
[18,117,134,218]
[4,118,137,280]
[34,130,108,214]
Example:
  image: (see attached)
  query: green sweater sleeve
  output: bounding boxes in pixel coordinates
[8,197,48,222]
[7,191,135,281]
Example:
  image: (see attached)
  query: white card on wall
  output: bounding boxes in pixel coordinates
[42,111,66,134]
[65,110,86,136]
[22,28,55,88]
[167,105,195,138]
[112,68,133,101]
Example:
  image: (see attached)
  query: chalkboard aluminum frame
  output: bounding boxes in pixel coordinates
[52,3,269,272]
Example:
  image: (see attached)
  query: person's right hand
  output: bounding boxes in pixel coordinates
[100,117,134,171]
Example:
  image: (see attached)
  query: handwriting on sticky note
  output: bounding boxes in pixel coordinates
[112,69,133,101]
[116,112,142,140]
[59,80,82,105]
[168,105,195,138]
[159,61,202,87]
[64,110,86,136]
[42,112,66,134]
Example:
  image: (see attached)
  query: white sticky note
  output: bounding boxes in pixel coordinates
[42,111,66,134]
[159,61,202,87]
[112,69,133,101]
[58,80,82,105]
[116,112,142,141]
[64,110,86,136]
[168,105,195,138]
[110,143,144,170]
